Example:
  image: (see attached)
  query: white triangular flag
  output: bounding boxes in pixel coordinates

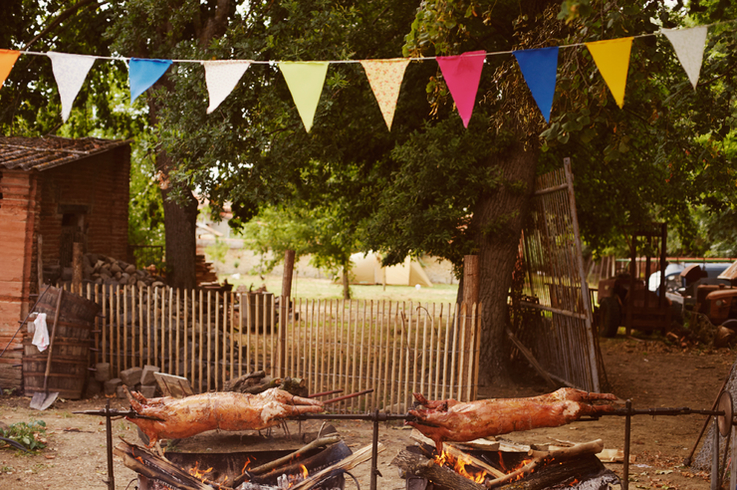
[202,60,251,114]
[662,26,708,89]
[47,52,96,122]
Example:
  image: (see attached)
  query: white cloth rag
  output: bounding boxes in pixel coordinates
[32,313,49,352]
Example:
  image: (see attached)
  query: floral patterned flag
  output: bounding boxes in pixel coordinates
[278,61,329,132]
[436,50,486,128]
[0,49,20,88]
[513,47,559,123]
[202,60,252,114]
[47,52,97,122]
[360,58,410,130]
[129,58,173,104]
[662,26,708,89]
[585,37,634,108]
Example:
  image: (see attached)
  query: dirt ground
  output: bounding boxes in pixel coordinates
[0,336,732,490]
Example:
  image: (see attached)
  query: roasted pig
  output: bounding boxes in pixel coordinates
[125,387,324,446]
[407,388,618,452]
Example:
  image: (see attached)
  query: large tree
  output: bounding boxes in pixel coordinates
[153,0,737,386]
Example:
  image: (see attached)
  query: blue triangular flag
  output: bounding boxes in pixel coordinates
[513,47,559,123]
[129,58,173,104]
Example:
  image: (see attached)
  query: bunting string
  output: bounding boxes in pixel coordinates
[1,19,733,132]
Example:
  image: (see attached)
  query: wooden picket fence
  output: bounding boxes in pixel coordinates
[61,283,481,412]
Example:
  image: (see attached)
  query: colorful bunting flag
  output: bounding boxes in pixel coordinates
[0,49,20,88]
[129,58,173,104]
[360,58,410,131]
[662,26,708,89]
[47,52,96,122]
[513,47,559,123]
[585,37,633,108]
[278,61,329,132]
[436,50,486,128]
[202,60,252,114]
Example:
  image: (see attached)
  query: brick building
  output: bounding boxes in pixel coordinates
[0,136,131,390]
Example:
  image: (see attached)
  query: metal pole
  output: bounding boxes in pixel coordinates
[712,416,720,490]
[371,409,382,490]
[731,424,736,490]
[623,400,631,490]
[105,400,115,490]
[711,416,719,490]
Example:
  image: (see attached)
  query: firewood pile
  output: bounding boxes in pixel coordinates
[83,253,166,287]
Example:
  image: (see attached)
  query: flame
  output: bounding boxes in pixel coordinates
[434,448,487,484]
[188,461,214,480]
[300,464,308,479]
[242,457,252,474]
[434,448,537,484]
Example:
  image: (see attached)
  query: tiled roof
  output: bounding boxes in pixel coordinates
[0,136,130,172]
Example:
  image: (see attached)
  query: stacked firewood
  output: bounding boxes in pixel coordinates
[224,370,309,398]
[83,253,166,287]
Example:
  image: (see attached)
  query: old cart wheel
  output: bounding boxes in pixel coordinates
[599,296,621,338]
[718,390,733,437]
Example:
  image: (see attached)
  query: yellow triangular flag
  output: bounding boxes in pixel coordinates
[360,58,410,131]
[0,49,21,88]
[278,61,329,132]
[585,37,633,108]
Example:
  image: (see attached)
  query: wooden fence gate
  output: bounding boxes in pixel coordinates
[516,158,603,392]
[59,284,481,412]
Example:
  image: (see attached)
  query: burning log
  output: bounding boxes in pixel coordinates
[485,439,604,487]
[248,435,342,475]
[114,439,214,490]
[124,387,324,447]
[290,443,384,490]
[245,440,353,488]
[393,446,485,490]
[407,388,619,452]
[393,439,614,490]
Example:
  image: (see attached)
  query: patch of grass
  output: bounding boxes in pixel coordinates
[229,275,459,304]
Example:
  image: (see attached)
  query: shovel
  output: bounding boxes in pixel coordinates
[30,288,63,410]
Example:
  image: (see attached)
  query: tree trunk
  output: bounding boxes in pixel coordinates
[157,152,199,290]
[473,142,538,387]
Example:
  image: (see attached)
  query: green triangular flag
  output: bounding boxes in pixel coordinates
[278,61,329,132]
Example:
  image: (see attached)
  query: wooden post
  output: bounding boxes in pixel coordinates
[282,250,295,298]
[462,255,479,308]
[72,242,84,294]
[461,255,478,399]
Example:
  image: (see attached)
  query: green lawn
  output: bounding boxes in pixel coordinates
[226,274,460,304]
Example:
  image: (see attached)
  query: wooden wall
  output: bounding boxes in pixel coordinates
[38,145,131,267]
[0,170,38,389]
[0,143,131,391]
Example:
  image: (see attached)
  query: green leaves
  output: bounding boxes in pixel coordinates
[1,420,47,452]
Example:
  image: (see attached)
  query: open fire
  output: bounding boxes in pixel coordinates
[393,434,620,490]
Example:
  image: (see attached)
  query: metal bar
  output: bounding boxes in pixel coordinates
[105,400,115,490]
[623,399,631,490]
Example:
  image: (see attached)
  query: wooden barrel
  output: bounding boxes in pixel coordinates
[34,286,100,340]
[22,338,91,399]
[23,287,99,399]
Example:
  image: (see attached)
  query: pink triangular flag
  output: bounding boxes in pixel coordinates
[662,26,708,89]
[436,50,486,128]
[47,52,96,122]
[202,60,251,113]
[360,58,410,131]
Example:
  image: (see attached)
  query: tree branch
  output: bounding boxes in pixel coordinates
[23,0,101,51]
